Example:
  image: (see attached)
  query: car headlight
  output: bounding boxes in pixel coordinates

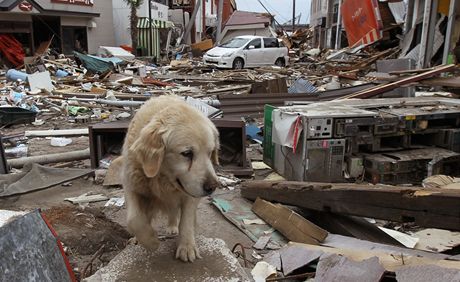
[222,53,233,58]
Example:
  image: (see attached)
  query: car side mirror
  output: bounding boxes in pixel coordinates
[248,45,255,50]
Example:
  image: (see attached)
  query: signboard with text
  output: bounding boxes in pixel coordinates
[51,0,93,6]
[341,0,382,47]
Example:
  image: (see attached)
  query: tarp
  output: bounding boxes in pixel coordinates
[96,46,135,61]
[74,51,114,74]
[0,163,93,197]
[0,34,25,67]
[211,192,286,246]
[341,0,382,47]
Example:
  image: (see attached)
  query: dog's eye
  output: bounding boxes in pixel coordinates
[180,150,193,160]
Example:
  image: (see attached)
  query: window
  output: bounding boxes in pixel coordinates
[220,37,250,48]
[263,38,279,48]
[247,38,261,49]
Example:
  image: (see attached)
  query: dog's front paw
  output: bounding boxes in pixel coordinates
[175,242,202,262]
[127,237,138,245]
[166,226,179,235]
[137,236,160,251]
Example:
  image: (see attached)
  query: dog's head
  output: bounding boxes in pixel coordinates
[129,110,220,198]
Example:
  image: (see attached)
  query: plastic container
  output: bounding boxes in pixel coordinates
[55,69,69,78]
[0,107,37,126]
[4,144,28,158]
[6,69,28,82]
[50,137,73,147]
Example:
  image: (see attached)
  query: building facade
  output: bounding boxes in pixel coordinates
[0,0,115,55]
[112,0,170,58]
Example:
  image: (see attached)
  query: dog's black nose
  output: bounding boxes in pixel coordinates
[203,180,219,195]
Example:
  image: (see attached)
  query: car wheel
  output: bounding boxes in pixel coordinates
[233,58,244,69]
[275,58,285,67]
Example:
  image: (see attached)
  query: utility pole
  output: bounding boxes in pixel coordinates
[180,0,202,44]
[335,0,342,49]
[148,0,153,56]
[215,0,224,45]
[292,0,296,32]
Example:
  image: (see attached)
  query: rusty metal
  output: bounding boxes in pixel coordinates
[231,243,252,268]
[339,64,457,100]
[81,244,106,279]
[219,92,318,118]
[218,83,375,118]
[266,272,316,281]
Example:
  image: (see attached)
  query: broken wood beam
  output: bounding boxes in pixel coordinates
[241,181,460,231]
[337,64,456,100]
[53,91,151,101]
[252,198,328,245]
[420,76,460,88]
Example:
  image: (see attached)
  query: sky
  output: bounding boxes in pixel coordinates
[235,0,311,25]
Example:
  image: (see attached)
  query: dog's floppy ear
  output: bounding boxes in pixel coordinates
[211,128,220,165]
[129,120,166,178]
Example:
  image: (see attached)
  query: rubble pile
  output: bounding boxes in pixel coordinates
[1,1,460,280]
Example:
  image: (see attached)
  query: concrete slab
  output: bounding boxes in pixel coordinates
[85,236,251,282]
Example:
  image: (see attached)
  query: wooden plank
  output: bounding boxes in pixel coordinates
[420,76,460,88]
[337,64,457,100]
[252,198,328,245]
[241,181,460,230]
[389,67,435,75]
[191,39,213,51]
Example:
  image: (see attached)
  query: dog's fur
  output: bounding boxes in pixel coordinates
[121,95,220,262]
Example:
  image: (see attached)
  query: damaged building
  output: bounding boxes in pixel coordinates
[0,0,115,55]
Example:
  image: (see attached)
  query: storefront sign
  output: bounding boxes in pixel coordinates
[51,0,93,6]
[150,2,168,21]
[138,1,169,21]
[18,1,33,11]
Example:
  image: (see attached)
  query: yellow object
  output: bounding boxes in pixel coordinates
[405,115,416,121]
[438,0,450,16]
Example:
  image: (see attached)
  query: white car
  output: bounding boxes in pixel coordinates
[203,35,289,69]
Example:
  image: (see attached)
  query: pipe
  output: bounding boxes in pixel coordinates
[68,98,144,107]
[180,0,202,44]
[25,129,89,137]
[8,148,90,168]
[335,0,342,49]
[442,0,458,65]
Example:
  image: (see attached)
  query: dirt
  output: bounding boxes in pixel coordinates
[27,136,89,157]
[43,206,131,280]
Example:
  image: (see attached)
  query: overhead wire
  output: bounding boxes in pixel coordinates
[260,0,290,23]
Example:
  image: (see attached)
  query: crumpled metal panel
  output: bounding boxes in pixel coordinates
[0,210,73,282]
[288,78,317,94]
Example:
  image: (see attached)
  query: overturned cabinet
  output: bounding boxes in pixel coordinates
[266,97,460,184]
[89,119,252,177]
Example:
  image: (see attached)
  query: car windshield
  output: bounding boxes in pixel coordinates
[219,38,250,48]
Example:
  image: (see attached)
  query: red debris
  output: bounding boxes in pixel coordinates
[0,34,25,67]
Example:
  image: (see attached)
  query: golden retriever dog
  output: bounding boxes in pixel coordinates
[121,95,220,262]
